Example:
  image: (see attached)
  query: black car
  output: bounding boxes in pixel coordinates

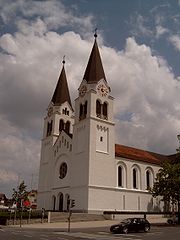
[167,215,178,224]
[110,218,150,234]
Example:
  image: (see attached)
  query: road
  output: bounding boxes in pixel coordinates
[0,225,180,240]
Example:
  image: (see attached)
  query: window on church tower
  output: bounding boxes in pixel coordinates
[96,100,101,118]
[62,108,69,115]
[65,121,70,134]
[79,104,83,120]
[84,101,87,118]
[46,122,50,136]
[103,102,108,119]
[79,102,88,120]
[47,120,53,136]
[59,119,64,132]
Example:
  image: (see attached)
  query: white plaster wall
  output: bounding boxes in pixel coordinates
[37,191,52,210]
[70,186,89,211]
[88,187,162,212]
[88,119,115,187]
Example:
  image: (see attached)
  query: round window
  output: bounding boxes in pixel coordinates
[59,162,67,179]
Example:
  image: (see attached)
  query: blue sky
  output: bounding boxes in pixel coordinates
[62,0,180,76]
[0,0,180,197]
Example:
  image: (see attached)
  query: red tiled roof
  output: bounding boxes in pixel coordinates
[115,144,170,165]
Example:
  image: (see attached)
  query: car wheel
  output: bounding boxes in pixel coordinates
[167,219,173,224]
[123,227,128,234]
[144,225,150,232]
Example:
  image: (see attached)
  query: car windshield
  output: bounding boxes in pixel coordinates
[120,218,132,224]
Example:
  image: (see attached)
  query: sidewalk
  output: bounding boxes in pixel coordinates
[10,220,118,229]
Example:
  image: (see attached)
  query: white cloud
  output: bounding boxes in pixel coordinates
[0,3,180,195]
[155,25,169,38]
[169,34,180,51]
[129,14,153,37]
[102,37,180,153]
[0,169,17,183]
[0,0,94,35]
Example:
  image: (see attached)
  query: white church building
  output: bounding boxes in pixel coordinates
[37,34,170,213]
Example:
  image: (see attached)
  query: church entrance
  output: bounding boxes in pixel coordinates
[65,194,70,211]
[58,193,63,211]
[52,195,56,210]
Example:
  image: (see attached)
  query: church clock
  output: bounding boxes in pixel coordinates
[47,107,53,117]
[97,84,109,97]
[79,85,87,97]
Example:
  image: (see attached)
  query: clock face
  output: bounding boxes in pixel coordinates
[97,84,109,97]
[47,107,53,117]
[79,85,87,97]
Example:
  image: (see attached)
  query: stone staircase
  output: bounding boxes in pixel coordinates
[48,212,106,223]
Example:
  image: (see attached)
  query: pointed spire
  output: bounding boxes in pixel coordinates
[83,30,106,84]
[51,58,72,108]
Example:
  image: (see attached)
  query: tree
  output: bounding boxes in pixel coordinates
[12,181,29,209]
[150,157,180,223]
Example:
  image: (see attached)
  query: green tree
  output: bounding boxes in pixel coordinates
[150,157,180,223]
[12,181,28,209]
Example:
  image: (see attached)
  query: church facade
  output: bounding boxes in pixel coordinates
[37,35,169,213]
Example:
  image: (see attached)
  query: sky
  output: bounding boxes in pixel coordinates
[0,0,180,197]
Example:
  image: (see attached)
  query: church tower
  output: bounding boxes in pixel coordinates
[71,33,115,212]
[37,60,74,209]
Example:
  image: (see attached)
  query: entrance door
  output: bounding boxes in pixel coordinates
[59,193,63,211]
[52,196,56,210]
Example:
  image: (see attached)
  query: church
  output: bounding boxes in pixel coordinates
[37,34,169,213]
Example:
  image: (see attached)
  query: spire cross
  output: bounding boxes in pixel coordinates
[62,55,65,65]
[94,28,98,38]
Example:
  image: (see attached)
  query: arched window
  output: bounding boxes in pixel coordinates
[84,101,87,117]
[118,166,122,187]
[79,104,83,120]
[47,120,53,136]
[146,170,150,189]
[59,119,64,132]
[65,121,70,134]
[47,122,50,136]
[79,102,88,121]
[96,100,101,118]
[145,169,154,190]
[103,102,108,119]
[133,168,137,189]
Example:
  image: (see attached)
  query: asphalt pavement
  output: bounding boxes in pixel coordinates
[9,216,168,230]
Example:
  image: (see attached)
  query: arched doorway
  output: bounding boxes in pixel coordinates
[52,195,56,210]
[58,193,63,211]
[65,194,70,212]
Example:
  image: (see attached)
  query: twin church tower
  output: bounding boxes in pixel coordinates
[37,34,161,213]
